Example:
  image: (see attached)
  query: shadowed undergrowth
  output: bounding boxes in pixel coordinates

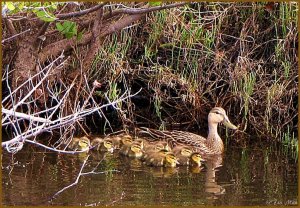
[2,2,298,158]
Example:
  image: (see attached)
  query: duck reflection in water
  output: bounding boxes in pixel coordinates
[203,154,226,199]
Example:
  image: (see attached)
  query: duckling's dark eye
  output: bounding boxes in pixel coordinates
[215,111,220,114]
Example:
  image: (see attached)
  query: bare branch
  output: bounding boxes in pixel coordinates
[1,29,31,44]
[110,2,188,16]
[56,2,108,19]
[2,108,52,123]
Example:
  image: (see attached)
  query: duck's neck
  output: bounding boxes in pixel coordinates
[207,123,224,154]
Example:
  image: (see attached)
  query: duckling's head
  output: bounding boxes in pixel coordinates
[121,137,133,146]
[133,138,146,149]
[130,143,142,153]
[190,152,204,165]
[156,141,171,151]
[103,138,113,150]
[208,107,237,130]
[180,147,193,157]
[165,153,179,167]
[78,137,91,149]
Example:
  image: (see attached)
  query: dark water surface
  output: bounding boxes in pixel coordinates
[2,140,298,206]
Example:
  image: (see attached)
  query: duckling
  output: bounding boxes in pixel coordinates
[91,137,114,153]
[133,138,149,149]
[189,152,205,167]
[172,145,193,165]
[127,143,143,158]
[110,134,133,149]
[68,136,90,151]
[119,137,133,156]
[145,151,179,168]
[144,140,171,152]
[142,141,171,161]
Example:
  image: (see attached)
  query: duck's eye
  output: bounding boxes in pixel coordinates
[215,111,220,115]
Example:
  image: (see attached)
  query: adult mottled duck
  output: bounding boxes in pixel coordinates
[139,107,237,155]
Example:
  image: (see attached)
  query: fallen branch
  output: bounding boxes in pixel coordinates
[56,2,108,19]
[2,108,52,123]
[2,88,142,149]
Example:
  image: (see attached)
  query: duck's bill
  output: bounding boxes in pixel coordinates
[223,117,238,130]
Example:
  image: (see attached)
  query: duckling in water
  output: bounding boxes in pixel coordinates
[110,133,133,149]
[119,137,133,156]
[145,150,179,168]
[91,137,114,153]
[68,136,90,151]
[189,152,204,167]
[142,141,171,161]
[127,143,143,158]
[133,138,149,149]
[144,140,171,152]
[172,145,193,165]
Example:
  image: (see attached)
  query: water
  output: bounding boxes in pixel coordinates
[2,141,298,206]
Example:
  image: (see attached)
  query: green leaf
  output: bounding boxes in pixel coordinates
[18,2,24,10]
[35,10,56,22]
[56,23,64,32]
[56,21,78,39]
[149,2,162,7]
[6,2,16,10]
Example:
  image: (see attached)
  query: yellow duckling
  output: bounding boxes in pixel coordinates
[91,137,114,153]
[110,133,133,149]
[127,143,143,158]
[189,152,205,167]
[144,140,171,152]
[133,138,149,149]
[119,137,133,156]
[68,136,90,151]
[172,145,193,165]
[142,141,171,161]
[145,150,179,168]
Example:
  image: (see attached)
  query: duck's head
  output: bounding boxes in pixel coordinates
[190,152,204,165]
[208,107,238,129]
[165,153,179,167]
[78,136,91,149]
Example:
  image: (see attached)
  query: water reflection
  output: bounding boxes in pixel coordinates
[2,144,298,206]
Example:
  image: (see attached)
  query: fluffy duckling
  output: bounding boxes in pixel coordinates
[142,141,171,161]
[145,150,179,167]
[110,133,133,149]
[91,137,114,153]
[133,138,149,149]
[189,152,204,167]
[172,145,193,165]
[119,137,133,156]
[68,136,90,151]
[127,143,143,158]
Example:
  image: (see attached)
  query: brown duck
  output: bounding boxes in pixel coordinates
[139,107,237,155]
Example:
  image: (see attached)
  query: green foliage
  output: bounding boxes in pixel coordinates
[149,2,162,7]
[35,10,56,22]
[3,2,60,22]
[56,21,78,39]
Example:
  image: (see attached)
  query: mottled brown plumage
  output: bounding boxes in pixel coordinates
[138,107,237,155]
